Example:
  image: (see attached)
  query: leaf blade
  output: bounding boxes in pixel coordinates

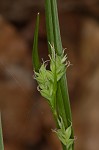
[0,114,4,150]
[32,13,40,72]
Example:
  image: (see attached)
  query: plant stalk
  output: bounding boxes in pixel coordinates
[45,0,74,149]
[0,114,4,150]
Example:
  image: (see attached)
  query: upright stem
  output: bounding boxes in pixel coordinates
[45,0,74,149]
[0,114,4,150]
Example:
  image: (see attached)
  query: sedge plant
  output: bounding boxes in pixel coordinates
[32,0,74,150]
[0,114,4,150]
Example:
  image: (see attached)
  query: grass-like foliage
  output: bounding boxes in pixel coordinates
[0,115,4,150]
[32,0,74,150]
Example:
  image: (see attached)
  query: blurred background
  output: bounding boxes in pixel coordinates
[0,0,99,150]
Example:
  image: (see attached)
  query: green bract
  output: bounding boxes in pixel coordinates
[34,44,69,111]
[53,116,74,150]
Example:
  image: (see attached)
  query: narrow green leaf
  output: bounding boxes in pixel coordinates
[45,0,67,128]
[60,76,72,124]
[45,0,54,53]
[50,0,62,55]
[32,13,40,72]
[56,83,67,126]
[50,0,73,133]
[45,0,74,149]
[0,114,4,150]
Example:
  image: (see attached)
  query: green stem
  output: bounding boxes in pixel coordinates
[45,0,54,52]
[45,0,74,149]
[0,114,4,150]
[62,144,67,150]
[50,0,62,55]
[56,82,67,126]
[45,0,68,134]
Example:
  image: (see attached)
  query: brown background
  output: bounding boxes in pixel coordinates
[0,0,99,150]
